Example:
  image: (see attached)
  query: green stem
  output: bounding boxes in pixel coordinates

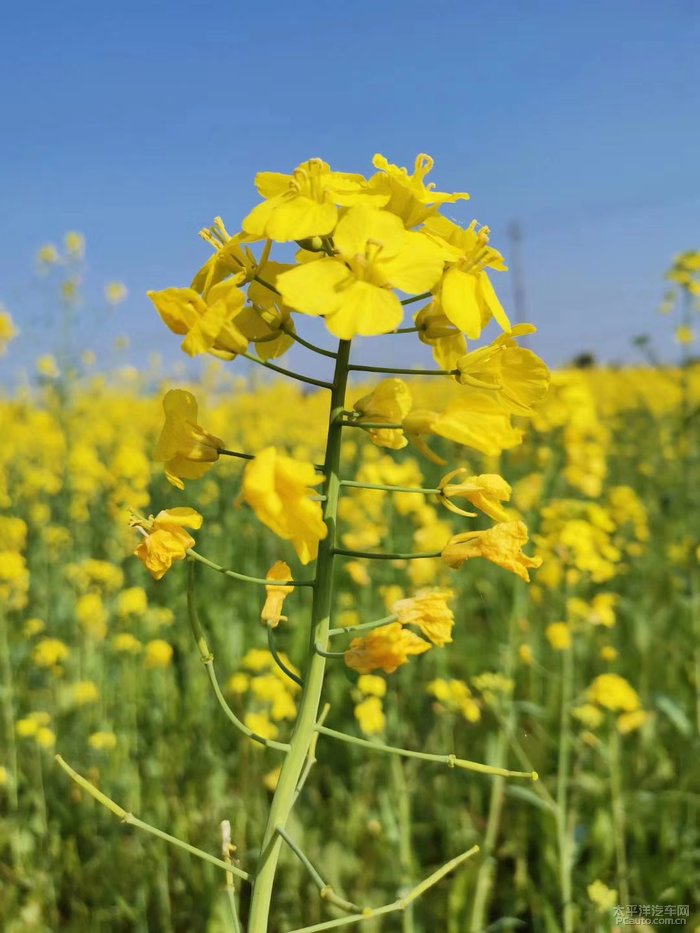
[285,845,480,932]
[267,627,304,687]
[328,614,397,637]
[609,729,630,907]
[317,725,537,779]
[247,339,352,932]
[55,756,250,880]
[242,351,332,389]
[217,447,255,462]
[400,292,432,307]
[348,364,456,377]
[339,480,439,495]
[390,755,416,933]
[333,548,442,561]
[188,548,315,587]
[276,825,360,913]
[556,646,575,933]
[187,562,290,752]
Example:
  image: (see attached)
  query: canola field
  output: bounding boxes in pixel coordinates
[1,158,699,933]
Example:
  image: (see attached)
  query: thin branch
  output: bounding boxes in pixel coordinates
[276,825,360,914]
[188,548,315,588]
[242,351,333,390]
[347,364,456,377]
[313,642,346,659]
[328,614,397,637]
[267,628,304,688]
[316,726,538,780]
[55,756,250,881]
[340,480,439,495]
[294,704,331,803]
[400,292,433,307]
[286,845,480,932]
[332,548,442,561]
[217,447,256,462]
[187,560,290,752]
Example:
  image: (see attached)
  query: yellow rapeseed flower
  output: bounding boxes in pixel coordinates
[242,157,387,241]
[438,470,512,522]
[144,639,174,669]
[131,508,203,580]
[260,561,294,628]
[392,589,454,646]
[89,731,118,751]
[0,307,18,355]
[344,622,430,674]
[243,448,327,565]
[356,674,387,697]
[586,674,641,712]
[354,696,386,735]
[353,379,412,450]
[154,389,224,489]
[277,206,447,339]
[442,521,542,582]
[33,638,70,668]
[545,622,572,651]
[370,153,469,228]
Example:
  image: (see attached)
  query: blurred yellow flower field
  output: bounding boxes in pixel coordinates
[1,159,699,932]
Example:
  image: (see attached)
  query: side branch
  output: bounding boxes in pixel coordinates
[188,548,315,587]
[242,351,333,389]
[347,364,457,377]
[276,825,360,914]
[332,548,442,561]
[187,561,291,752]
[316,725,538,780]
[286,845,480,932]
[340,480,439,496]
[55,755,250,881]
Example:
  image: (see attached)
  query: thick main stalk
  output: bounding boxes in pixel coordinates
[247,340,351,932]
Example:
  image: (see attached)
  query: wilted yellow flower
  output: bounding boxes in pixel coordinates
[442,521,542,582]
[89,731,118,751]
[260,561,294,628]
[586,674,641,712]
[392,589,454,646]
[277,206,447,339]
[455,326,550,416]
[154,389,224,489]
[144,639,173,669]
[33,638,70,668]
[545,622,572,651]
[131,507,203,580]
[344,622,430,674]
[371,153,469,228]
[243,448,326,565]
[354,696,386,735]
[353,379,412,450]
[438,470,511,521]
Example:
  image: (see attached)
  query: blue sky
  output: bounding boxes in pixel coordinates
[1,0,698,382]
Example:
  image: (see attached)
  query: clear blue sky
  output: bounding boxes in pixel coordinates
[1,0,698,382]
